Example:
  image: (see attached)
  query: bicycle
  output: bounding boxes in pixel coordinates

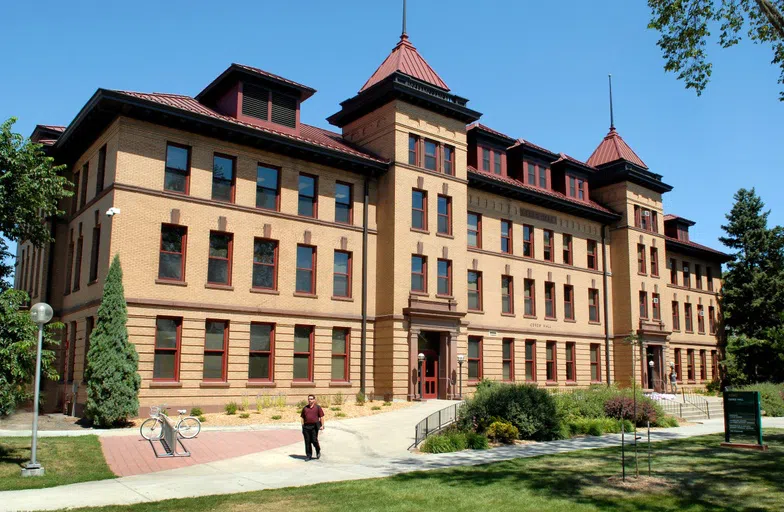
[140,405,201,440]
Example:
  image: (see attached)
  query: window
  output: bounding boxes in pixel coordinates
[212,154,235,202]
[468,270,482,311]
[83,317,94,382]
[639,291,648,319]
[501,275,514,314]
[697,305,705,333]
[650,247,659,277]
[544,230,554,262]
[523,225,534,258]
[256,165,280,210]
[443,145,454,175]
[73,230,83,291]
[67,321,76,382]
[71,170,80,214]
[700,350,707,381]
[544,282,556,319]
[695,264,703,290]
[437,195,451,235]
[546,341,557,382]
[437,259,452,296]
[331,328,350,382]
[587,240,597,269]
[467,213,481,248]
[203,320,228,381]
[707,267,714,291]
[164,143,190,194]
[652,293,661,320]
[527,162,536,185]
[674,348,682,383]
[249,323,274,381]
[293,326,314,381]
[96,145,106,194]
[524,279,536,316]
[408,134,419,166]
[711,350,719,381]
[424,140,438,171]
[154,317,181,381]
[467,336,482,380]
[482,148,491,171]
[709,306,716,334]
[687,349,695,381]
[252,239,277,290]
[589,288,600,323]
[208,232,233,285]
[637,244,647,274]
[683,263,691,288]
[563,234,573,265]
[540,167,548,189]
[670,258,678,285]
[590,344,601,382]
[158,225,187,281]
[502,339,514,381]
[652,211,659,233]
[525,340,536,381]
[501,220,512,254]
[563,285,575,320]
[89,216,101,283]
[412,189,427,230]
[411,255,427,293]
[298,174,318,218]
[296,245,316,294]
[65,232,74,295]
[577,178,585,200]
[494,150,503,175]
[565,342,576,382]
[672,301,680,330]
[79,163,88,209]
[333,251,352,298]
[685,303,694,332]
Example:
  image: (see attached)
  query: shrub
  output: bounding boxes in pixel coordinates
[271,415,282,420]
[371,406,381,411]
[224,402,238,415]
[190,407,203,417]
[383,401,392,407]
[198,415,206,423]
[330,406,341,412]
[465,432,489,450]
[295,399,308,409]
[603,395,658,426]
[420,431,468,453]
[355,392,366,406]
[737,383,784,417]
[659,416,680,428]
[705,380,722,395]
[240,395,249,412]
[486,420,519,444]
[333,392,345,405]
[336,412,347,417]
[458,383,562,441]
[239,412,250,419]
[275,394,286,408]
[554,385,620,422]
[368,391,375,402]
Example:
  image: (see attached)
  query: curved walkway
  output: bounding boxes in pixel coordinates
[2,404,782,512]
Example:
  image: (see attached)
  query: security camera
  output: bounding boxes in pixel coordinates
[106,207,121,217]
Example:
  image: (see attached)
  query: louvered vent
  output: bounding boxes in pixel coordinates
[271,92,297,128]
[242,84,269,121]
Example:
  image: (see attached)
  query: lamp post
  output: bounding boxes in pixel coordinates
[417,353,425,400]
[457,354,465,400]
[22,302,53,477]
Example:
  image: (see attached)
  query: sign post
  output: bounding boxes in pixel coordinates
[722,391,767,451]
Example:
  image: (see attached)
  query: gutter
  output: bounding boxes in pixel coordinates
[601,224,611,385]
[360,175,370,395]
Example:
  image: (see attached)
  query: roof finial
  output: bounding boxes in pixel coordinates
[402,0,407,37]
[608,74,615,131]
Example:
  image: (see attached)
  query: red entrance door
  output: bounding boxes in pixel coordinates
[422,351,438,399]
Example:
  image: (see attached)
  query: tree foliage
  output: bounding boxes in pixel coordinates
[84,255,141,427]
[648,0,784,100]
[0,289,61,416]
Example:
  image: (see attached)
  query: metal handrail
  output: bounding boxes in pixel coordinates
[682,390,710,419]
[412,403,462,448]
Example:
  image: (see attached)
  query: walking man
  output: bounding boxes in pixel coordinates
[300,394,325,461]
[669,363,678,394]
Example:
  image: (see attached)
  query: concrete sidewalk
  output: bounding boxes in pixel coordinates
[2,408,782,512]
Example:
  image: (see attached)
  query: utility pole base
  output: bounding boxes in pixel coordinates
[21,464,45,477]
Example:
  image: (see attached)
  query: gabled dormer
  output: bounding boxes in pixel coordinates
[506,138,558,190]
[551,153,594,202]
[664,214,695,242]
[196,63,316,135]
[467,123,515,177]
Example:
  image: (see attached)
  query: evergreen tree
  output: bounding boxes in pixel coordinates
[84,255,140,426]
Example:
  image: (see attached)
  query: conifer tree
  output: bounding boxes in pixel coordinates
[84,255,140,426]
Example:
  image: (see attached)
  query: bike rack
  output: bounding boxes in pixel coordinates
[149,414,191,458]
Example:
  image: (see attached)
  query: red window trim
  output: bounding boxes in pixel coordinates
[443,144,455,176]
[639,291,649,319]
[208,231,233,286]
[709,306,716,334]
[524,278,536,317]
[467,336,483,381]
[412,189,428,231]
[650,247,659,277]
[588,288,600,323]
[296,245,317,295]
[700,350,707,381]
[423,138,439,172]
[411,254,428,293]
[249,322,275,382]
[335,181,354,225]
[502,338,515,381]
[437,195,452,235]
[563,234,573,265]
[637,244,647,275]
[212,152,237,203]
[687,349,695,381]
[481,147,491,172]
[670,258,678,285]
[437,258,452,297]
[564,284,575,321]
[685,303,694,332]
[468,212,482,249]
[706,267,714,291]
[546,340,558,383]
[408,134,420,166]
[697,304,706,334]
[79,162,89,209]
[203,319,229,382]
[333,250,353,298]
[522,224,535,258]
[331,327,351,382]
[672,301,681,331]
[256,163,282,212]
[683,263,691,288]
[501,219,513,254]
[298,173,319,219]
[590,343,602,383]
[525,340,537,382]
[159,224,187,282]
[695,264,703,290]
[293,325,314,382]
[154,316,182,382]
[674,348,682,383]
[711,350,719,381]
[501,275,514,315]
[652,293,661,320]
[565,342,576,383]
[72,232,83,292]
[252,238,278,291]
[165,142,191,195]
[468,270,483,312]
[586,239,597,269]
[96,144,107,195]
[544,281,556,320]
[544,229,554,262]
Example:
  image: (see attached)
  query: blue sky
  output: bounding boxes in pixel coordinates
[2,0,783,281]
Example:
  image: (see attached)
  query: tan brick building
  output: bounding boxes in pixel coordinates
[15,33,729,414]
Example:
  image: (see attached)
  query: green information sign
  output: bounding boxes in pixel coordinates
[723,391,763,446]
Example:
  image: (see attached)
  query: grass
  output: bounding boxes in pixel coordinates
[61,429,784,511]
[0,436,115,491]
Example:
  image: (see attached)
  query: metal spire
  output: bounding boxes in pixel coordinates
[402,0,407,37]
[608,74,615,130]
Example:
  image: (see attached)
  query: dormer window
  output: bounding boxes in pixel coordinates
[478,146,504,175]
[525,161,550,190]
[567,175,587,201]
[241,83,298,129]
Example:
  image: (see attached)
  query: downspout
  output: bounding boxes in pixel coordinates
[360,174,369,395]
[601,224,611,385]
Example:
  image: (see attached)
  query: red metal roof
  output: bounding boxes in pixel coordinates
[232,63,316,97]
[112,90,387,164]
[467,123,516,144]
[40,125,65,132]
[552,152,597,170]
[509,138,559,158]
[360,35,449,93]
[586,127,647,168]
[467,166,615,215]
[665,235,729,258]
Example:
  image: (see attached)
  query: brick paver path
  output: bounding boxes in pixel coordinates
[100,429,302,477]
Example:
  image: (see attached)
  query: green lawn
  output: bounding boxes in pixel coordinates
[63,430,784,512]
[0,435,115,491]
